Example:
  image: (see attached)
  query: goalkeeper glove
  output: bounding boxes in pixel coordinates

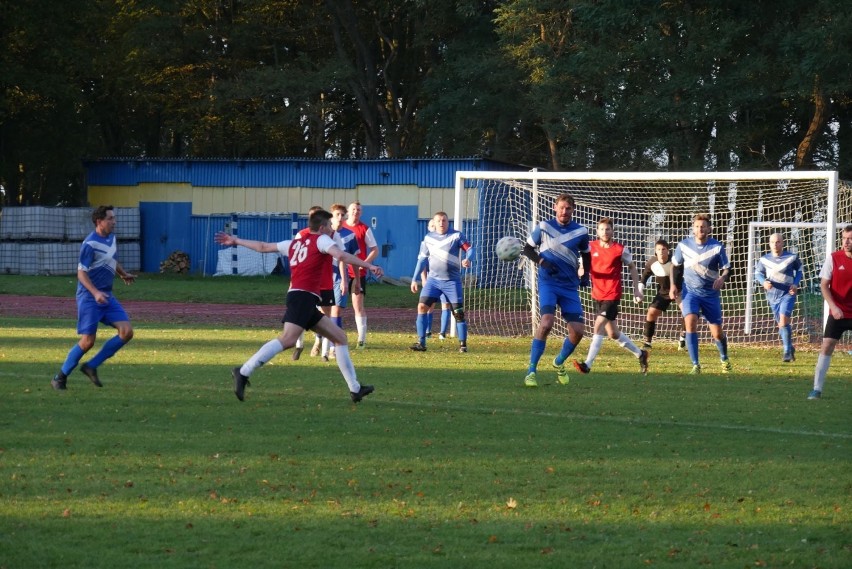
[634,283,645,304]
[579,275,591,288]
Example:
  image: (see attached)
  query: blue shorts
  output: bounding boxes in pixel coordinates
[76,293,130,335]
[538,281,584,323]
[768,293,796,322]
[333,278,349,308]
[420,277,462,306]
[681,289,723,325]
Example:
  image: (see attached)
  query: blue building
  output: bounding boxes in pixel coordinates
[84,157,522,279]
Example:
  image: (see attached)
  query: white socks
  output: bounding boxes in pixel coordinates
[813,354,831,391]
[585,334,605,368]
[617,332,643,357]
[334,345,360,392]
[241,339,284,377]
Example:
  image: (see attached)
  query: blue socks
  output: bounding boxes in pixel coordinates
[715,335,729,360]
[86,335,127,368]
[456,321,468,343]
[441,309,451,335]
[528,338,546,373]
[61,344,86,376]
[416,314,428,345]
[686,332,699,365]
[555,337,577,365]
[779,325,791,353]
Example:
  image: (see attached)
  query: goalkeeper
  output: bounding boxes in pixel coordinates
[638,239,686,350]
[521,193,591,387]
[410,211,473,353]
[754,233,802,362]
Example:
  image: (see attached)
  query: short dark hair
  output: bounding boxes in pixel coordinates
[843,225,852,235]
[655,238,670,249]
[308,209,332,231]
[555,193,575,207]
[92,205,114,225]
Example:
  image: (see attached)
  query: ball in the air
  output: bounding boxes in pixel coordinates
[495,236,523,262]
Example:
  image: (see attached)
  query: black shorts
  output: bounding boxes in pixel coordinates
[282,290,325,330]
[823,315,852,340]
[650,293,674,312]
[348,275,367,296]
[592,299,620,321]
[318,289,334,307]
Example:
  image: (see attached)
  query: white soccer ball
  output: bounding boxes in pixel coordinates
[495,236,523,262]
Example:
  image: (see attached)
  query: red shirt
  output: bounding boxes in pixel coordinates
[827,250,852,318]
[287,233,335,298]
[296,227,333,290]
[589,240,628,301]
[342,220,370,278]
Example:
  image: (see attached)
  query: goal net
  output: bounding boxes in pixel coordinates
[453,171,851,347]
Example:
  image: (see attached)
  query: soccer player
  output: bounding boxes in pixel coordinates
[292,206,335,361]
[572,218,649,375]
[322,203,360,361]
[418,218,453,340]
[522,193,592,387]
[410,211,473,352]
[215,209,383,403]
[670,213,732,374]
[808,225,852,400]
[342,201,379,348]
[52,205,136,390]
[639,239,686,350]
[754,232,803,362]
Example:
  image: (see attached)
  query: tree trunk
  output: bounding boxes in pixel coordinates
[795,76,829,169]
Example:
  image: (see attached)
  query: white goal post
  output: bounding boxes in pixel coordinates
[453,170,849,346]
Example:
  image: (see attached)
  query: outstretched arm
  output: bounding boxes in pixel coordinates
[214,231,280,253]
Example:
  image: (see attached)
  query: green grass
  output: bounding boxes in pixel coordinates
[1,317,850,568]
[0,274,415,307]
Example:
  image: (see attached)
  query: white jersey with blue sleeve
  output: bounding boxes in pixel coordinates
[672,236,730,297]
[412,229,472,282]
[755,250,803,301]
[77,231,119,295]
[527,219,590,288]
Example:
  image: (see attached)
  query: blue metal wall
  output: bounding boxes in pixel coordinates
[85,157,520,189]
[139,202,192,273]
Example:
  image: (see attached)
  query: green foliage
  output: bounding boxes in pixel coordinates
[1,318,850,567]
[3,0,851,206]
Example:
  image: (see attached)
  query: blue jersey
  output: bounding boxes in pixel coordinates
[755,250,803,302]
[413,229,472,282]
[333,226,360,283]
[527,219,590,288]
[672,236,730,297]
[77,231,119,295]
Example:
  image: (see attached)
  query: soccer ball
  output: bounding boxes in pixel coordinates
[495,236,523,262]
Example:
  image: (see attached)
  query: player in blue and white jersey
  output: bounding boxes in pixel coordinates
[51,206,136,390]
[321,203,361,361]
[754,233,803,362]
[410,211,473,353]
[671,213,732,374]
[521,193,592,387]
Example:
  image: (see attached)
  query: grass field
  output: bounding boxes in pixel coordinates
[1,308,850,568]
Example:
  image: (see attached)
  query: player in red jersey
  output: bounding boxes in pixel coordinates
[809,225,852,400]
[573,217,649,375]
[341,201,379,348]
[215,209,383,403]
